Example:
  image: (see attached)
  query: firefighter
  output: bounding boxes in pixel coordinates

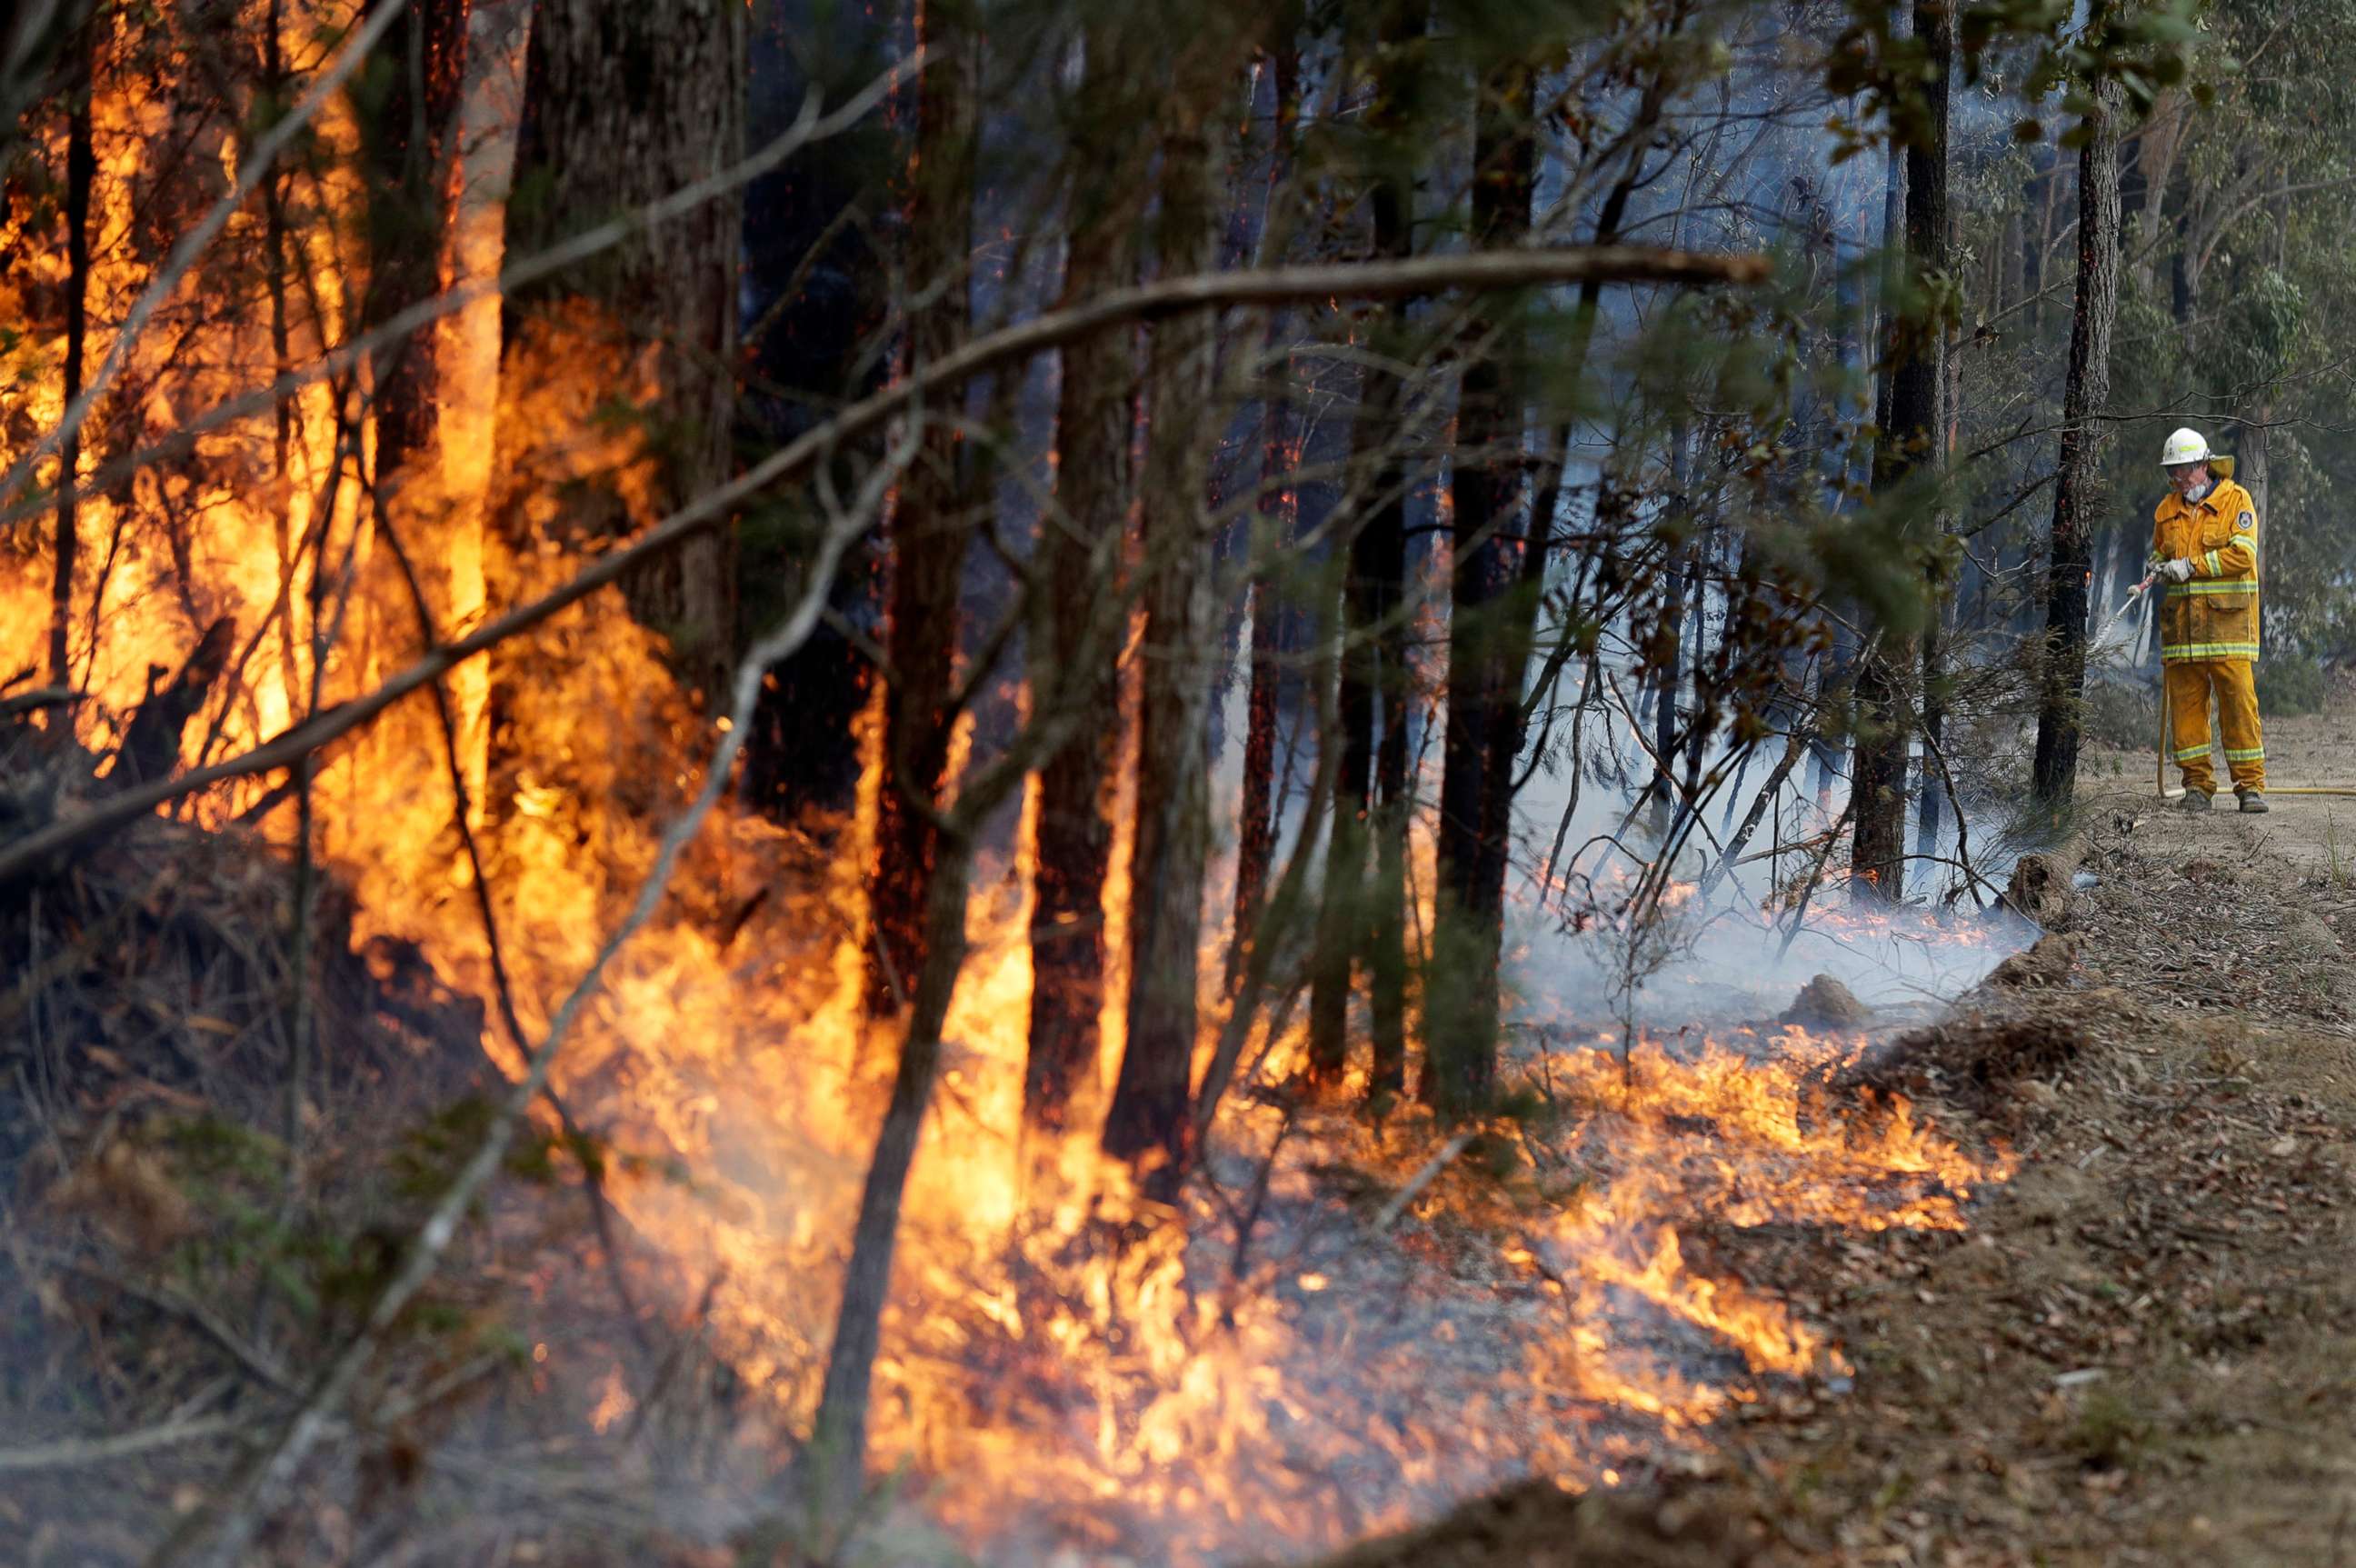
[2150,426,2265,813]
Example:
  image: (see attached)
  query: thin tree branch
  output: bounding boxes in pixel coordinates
[0,1414,245,1473]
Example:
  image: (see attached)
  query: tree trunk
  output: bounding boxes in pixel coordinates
[1873,111,1906,438]
[360,0,472,490]
[47,24,93,692]
[486,0,744,918]
[1025,22,1143,1133]
[1227,44,1301,994]
[807,828,975,1523]
[1306,2,1421,1094]
[1363,413,1412,1099]
[498,0,744,685]
[2030,62,2124,806]
[1100,25,1239,1194]
[2129,87,2187,295]
[865,9,980,1017]
[1429,59,1533,1120]
[1850,0,1950,902]
[353,0,472,834]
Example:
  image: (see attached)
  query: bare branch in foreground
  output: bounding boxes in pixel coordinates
[0,243,1767,888]
[0,1414,246,1473]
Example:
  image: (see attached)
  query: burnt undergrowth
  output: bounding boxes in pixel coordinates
[0,722,754,1567]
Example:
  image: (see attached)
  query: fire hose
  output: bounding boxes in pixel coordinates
[2100,574,2356,799]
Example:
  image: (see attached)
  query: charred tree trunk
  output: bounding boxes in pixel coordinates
[47,24,93,692]
[1304,520,1376,1089]
[865,13,980,1017]
[1436,29,1673,1093]
[1307,2,1421,1094]
[495,0,745,676]
[1850,0,1950,902]
[1100,25,1239,1193]
[1025,24,1143,1133]
[1363,409,1412,1099]
[487,0,745,898]
[2031,62,2124,806]
[353,0,471,828]
[1429,59,1532,1120]
[359,0,471,490]
[1227,44,1301,994]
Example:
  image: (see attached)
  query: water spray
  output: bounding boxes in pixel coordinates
[2093,573,2155,649]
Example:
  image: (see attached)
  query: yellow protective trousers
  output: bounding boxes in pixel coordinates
[2165,658,2265,795]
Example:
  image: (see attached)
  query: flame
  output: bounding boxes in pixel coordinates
[0,21,2019,1563]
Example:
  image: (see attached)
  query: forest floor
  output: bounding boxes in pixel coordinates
[1324,694,2356,1568]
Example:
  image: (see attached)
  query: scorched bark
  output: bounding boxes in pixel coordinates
[866,11,980,1019]
[496,0,746,690]
[1025,18,1142,1133]
[1100,17,1243,1194]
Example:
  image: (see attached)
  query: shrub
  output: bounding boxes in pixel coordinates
[2078,679,2157,750]
[2259,651,2331,717]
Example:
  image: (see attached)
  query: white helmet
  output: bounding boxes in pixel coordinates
[2161,427,2211,468]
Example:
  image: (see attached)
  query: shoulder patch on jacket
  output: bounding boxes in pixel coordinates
[2239,510,2256,530]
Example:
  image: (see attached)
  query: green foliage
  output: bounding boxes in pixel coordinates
[394,1095,571,1198]
[1823,0,2205,159]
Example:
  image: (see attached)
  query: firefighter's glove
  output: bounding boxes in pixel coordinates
[2157,557,2197,584]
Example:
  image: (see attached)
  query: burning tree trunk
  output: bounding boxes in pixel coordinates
[865,12,980,1018]
[2030,56,2124,806]
[1100,23,1242,1193]
[1307,4,1421,1094]
[1430,58,1533,1120]
[1025,23,1142,1133]
[494,0,746,688]
[351,0,471,831]
[46,19,93,693]
[1850,0,1951,901]
[357,0,472,491]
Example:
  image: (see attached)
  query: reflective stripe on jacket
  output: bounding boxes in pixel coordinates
[2152,477,2260,663]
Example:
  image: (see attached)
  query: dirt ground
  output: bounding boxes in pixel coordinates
[1325,696,2356,1568]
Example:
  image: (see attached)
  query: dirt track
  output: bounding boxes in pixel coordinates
[1321,698,2356,1567]
[1736,700,2356,1564]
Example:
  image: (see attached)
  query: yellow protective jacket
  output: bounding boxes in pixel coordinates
[2151,475,2260,663]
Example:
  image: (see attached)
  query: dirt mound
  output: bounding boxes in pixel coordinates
[1294,1479,1765,1568]
[1781,973,1872,1028]
[2279,908,2343,960]
[2181,855,2241,887]
[2002,850,2078,928]
[1977,929,2085,991]
[1832,1010,2087,1119]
